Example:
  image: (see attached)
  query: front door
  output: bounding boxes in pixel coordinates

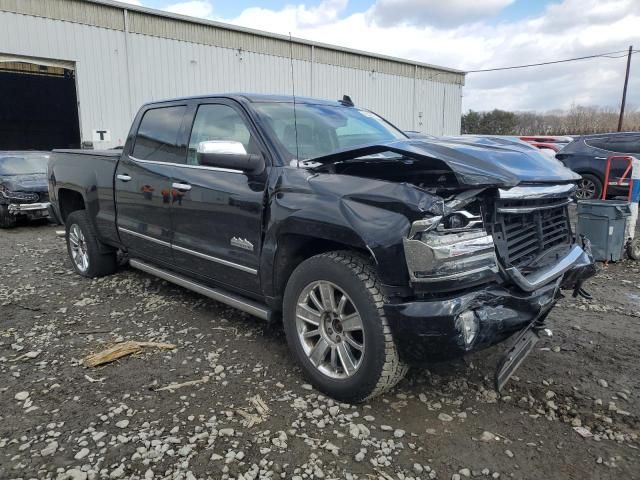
[168,100,268,294]
[115,104,188,265]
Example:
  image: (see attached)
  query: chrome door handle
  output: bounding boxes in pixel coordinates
[117,174,132,182]
[172,182,192,191]
[595,157,607,160]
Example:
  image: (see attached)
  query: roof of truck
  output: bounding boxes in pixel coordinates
[144,93,348,107]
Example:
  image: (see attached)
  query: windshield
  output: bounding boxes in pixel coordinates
[0,154,50,175]
[253,103,406,160]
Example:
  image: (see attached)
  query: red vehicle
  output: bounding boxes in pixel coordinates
[520,136,574,155]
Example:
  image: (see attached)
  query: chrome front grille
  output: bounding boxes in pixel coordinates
[492,197,572,269]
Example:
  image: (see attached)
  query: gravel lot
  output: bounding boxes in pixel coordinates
[1,223,639,480]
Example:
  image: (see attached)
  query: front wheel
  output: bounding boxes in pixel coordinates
[65,210,117,278]
[283,251,408,402]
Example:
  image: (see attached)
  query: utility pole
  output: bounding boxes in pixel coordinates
[617,45,633,132]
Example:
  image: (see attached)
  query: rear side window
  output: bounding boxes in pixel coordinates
[132,106,187,163]
[606,136,640,155]
[584,137,609,150]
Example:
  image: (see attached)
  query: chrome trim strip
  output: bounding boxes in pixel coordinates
[171,182,192,191]
[497,199,572,214]
[412,263,499,283]
[129,155,243,174]
[172,243,258,275]
[129,259,270,320]
[505,244,584,292]
[498,184,576,199]
[118,227,258,275]
[118,227,171,247]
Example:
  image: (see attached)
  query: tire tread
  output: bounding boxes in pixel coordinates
[312,250,408,400]
[66,210,117,278]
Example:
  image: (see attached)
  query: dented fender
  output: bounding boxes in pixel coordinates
[260,167,446,296]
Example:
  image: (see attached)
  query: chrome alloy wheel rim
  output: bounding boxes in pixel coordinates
[576,178,597,199]
[295,280,365,379]
[69,224,89,272]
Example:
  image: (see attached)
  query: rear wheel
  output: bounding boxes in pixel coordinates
[575,174,602,200]
[283,251,408,402]
[0,205,17,228]
[65,210,117,278]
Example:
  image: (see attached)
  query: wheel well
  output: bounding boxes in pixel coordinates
[574,170,603,181]
[58,189,86,222]
[273,234,369,300]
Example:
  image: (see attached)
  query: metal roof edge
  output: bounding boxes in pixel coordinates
[86,0,466,76]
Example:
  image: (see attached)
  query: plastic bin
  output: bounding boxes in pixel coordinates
[576,200,631,262]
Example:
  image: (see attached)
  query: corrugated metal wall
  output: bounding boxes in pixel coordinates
[0,4,463,148]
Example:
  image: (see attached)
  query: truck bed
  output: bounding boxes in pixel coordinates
[49,149,121,245]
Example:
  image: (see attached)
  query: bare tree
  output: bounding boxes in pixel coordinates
[462,105,640,136]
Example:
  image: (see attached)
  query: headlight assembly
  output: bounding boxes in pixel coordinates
[403,209,498,286]
[0,185,39,202]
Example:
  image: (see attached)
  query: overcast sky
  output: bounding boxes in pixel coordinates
[120,0,639,113]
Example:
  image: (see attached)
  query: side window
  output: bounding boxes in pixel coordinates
[336,116,388,149]
[132,106,187,163]
[606,136,640,155]
[584,137,609,150]
[187,104,258,165]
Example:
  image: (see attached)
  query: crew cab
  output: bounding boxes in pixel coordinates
[49,94,596,402]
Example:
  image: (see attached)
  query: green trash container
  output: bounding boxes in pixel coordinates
[576,200,631,262]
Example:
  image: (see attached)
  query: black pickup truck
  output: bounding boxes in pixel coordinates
[49,94,596,402]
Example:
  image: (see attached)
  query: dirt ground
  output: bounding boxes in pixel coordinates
[1,222,639,480]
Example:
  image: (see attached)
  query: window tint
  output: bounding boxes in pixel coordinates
[606,136,640,154]
[584,137,609,150]
[252,103,405,160]
[132,106,187,163]
[187,104,257,165]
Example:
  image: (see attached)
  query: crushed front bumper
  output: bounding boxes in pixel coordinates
[7,202,51,217]
[384,242,596,364]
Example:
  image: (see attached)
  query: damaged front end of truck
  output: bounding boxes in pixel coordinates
[297,136,597,390]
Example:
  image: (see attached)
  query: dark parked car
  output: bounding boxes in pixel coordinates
[49,94,595,401]
[0,151,51,228]
[556,132,640,199]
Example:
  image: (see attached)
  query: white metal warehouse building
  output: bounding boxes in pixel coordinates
[0,0,465,150]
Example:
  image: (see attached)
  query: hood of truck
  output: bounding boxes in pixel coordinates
[308,137,580,187]
[0,173,49,192]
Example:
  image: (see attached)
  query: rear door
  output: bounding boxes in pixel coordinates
[115,103,188,265]
[606,134,640,156]
[166,99,269,294]
[603,134,640,185]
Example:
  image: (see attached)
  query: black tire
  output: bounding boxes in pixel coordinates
[575,174,602,200]
[628,238,640,261]
[283,251,408,402]
[65,210,117,278]
[0,205,17,228]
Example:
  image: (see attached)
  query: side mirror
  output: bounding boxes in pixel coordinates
[197,141,264,174]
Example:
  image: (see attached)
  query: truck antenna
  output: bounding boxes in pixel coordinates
[289,32,300,164]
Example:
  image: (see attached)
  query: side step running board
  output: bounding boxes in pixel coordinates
[129,259,271,321]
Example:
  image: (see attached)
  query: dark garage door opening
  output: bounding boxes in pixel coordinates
[0,62,81,150]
